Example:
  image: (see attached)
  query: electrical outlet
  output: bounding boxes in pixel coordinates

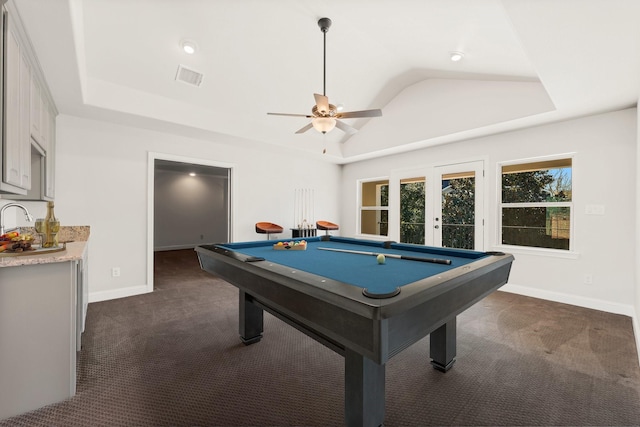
[583,274,593,285]
[112,267,121,277]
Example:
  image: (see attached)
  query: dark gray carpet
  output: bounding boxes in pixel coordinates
[1,249,639,426]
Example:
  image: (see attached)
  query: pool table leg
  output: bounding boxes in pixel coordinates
[239,290,263,345]
[430,317,457,372]
[344,348,385,427]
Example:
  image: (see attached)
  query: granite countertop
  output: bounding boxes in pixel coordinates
[18,225,91,243]
[0,241,88,268]
[0,226,90,268]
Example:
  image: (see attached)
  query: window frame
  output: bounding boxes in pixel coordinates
[496,154,577,257]
[357,177,390,239]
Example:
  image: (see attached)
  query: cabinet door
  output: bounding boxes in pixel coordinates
[19,50,31,189]
[40,96,49,151]
[30,76,42,145]
[3,12,21,187]
[44,104,55,199]
[3,10,31,190]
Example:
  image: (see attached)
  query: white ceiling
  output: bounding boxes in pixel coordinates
[14,0,640,164]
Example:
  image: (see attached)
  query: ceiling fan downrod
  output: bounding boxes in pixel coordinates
[318,18,332,97]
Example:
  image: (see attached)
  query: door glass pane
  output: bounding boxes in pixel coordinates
[442,172,475,249]
[400,177,425,244]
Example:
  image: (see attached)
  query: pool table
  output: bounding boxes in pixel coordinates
[196,236,513,426]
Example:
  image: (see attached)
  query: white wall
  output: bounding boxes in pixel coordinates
[342,108,637,316]
[154,170,228,250]
[12,114,341,302]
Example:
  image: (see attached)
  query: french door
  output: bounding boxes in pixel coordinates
[393,160,484,250]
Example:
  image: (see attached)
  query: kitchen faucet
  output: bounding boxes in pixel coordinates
[0,203,34,235]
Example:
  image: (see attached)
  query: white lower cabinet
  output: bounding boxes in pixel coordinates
[0,243,88,420]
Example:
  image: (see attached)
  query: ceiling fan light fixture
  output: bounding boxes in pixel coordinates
[312,117,336,134]
[450,51,464,62]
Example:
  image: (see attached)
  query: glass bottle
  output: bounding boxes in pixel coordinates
[42,201,60,248]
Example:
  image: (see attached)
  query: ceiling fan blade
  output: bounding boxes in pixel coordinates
[335,120,357,135]
[268,112,313,118]
[336,109,382,119]
[314,93,330,114]
[295,122,314,134]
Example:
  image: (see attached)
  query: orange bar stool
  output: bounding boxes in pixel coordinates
[316,220,339,236]
[255,222,284,240]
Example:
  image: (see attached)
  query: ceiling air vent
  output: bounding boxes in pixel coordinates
[175,64,204,87]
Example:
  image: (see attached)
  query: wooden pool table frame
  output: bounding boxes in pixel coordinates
[196,239,513,426]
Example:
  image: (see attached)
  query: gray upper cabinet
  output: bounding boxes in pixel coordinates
[44,102,55,199]
[1,6,30,193]
[30,73,42,144]
[1,0,57,200]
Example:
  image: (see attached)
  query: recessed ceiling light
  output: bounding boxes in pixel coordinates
[189,172,196,177]
[181,39,198,54]
[450,51,464,62]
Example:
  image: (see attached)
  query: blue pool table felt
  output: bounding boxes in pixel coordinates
[220,237,488,296]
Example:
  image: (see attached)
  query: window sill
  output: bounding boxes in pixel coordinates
[493,245,580,259]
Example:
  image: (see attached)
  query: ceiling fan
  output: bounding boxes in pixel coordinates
[267,17,382,135]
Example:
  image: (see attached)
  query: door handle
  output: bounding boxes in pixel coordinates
[434,225,440,229]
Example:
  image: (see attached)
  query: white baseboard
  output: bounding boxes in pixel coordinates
[501,283,636,316]
[89,284,152,303]
[633,315,640,368]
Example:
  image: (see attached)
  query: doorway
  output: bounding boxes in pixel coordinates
[146,152,234,293]
[154,159,230,250]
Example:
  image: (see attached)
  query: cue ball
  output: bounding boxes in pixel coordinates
[377,254,385,264]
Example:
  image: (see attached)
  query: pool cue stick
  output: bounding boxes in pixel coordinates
[317,247,452,265]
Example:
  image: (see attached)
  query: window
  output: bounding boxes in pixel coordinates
[500,157,572,250]
[360,179,389,236]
